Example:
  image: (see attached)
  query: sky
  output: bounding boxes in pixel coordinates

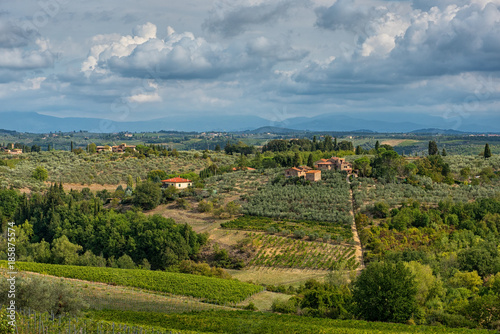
[1,0,499,125]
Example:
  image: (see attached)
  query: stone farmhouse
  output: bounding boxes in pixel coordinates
[96,143,136,153]
[315,157,353,174]
[284,165,322,181]
[6,149,23,155]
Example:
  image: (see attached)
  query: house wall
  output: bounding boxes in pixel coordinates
[163,182,192,189]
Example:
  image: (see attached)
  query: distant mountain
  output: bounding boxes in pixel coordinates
[242,126,305,134]
[0,112,271,133]
[1,111,499,133]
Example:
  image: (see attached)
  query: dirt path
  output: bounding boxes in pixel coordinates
[348,179,364,271]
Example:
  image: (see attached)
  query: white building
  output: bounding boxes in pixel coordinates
[161,177,193,189]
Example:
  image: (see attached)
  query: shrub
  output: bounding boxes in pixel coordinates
[353,261,418,323]
[133,181,161,210]
[32,166,48,181]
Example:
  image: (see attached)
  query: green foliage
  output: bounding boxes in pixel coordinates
[372,201,389,218]
[1,261,262,304]
[429,141,439,156]
[89,309,491,334]
[353,261,418,323]
[0,309,14,334]
[0,276,87,315]
[457,243,500,277]
[32,166,48,181]
[51,235,83,265]
[178,260,231,279]
[0,189,20,222]
[133,181,161,210]
[9,186,207,270]
[464,294,500,329]
[197,200,214,213]
[484,143,492,159]
[353,157,371,177]
[147,170,168,182]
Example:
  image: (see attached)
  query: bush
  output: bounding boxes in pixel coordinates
[244,302,258,311]
[372,201,390,218]
[271,298,298,314]
[353,261,418,323]
[293,229,306,239]
[32,166,48,181]
[178,260,231,279]
[133,181,161,210]
[0,276,87,315]
[198,200,213,213]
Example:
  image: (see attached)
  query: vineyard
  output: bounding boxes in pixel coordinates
[243,171,352,223]
[11,270,238,314]
[88,310,491,334]
[7,310,199,334]
[242,233,358,270]
[221,215,353,242]
[0,262,262,304]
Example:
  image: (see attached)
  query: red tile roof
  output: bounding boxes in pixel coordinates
[162,177,192,183]
[306,170,321,173]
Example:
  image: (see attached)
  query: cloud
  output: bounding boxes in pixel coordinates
[203,0,308,37]
[273,0,500,112]
[82,23,308,80]
[0,20,36,48]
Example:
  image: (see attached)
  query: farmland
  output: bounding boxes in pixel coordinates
[243,233,358,270]
[88,310,492,334]
[0,261,263,304]
[1,131,500,332]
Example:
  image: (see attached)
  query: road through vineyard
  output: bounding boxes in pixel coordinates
[348,178,364,270]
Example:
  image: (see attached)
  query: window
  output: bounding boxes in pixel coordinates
[178,184,181,187]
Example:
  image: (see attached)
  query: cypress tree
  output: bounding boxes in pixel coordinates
[428,141,439,156]
[484,143,492,159]
[307,153,314,168]
[442,148,447,156]
[375,141,380,151]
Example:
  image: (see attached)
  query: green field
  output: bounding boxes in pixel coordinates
[1,262,262,304]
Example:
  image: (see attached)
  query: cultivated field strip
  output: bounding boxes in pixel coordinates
[246,234,358,270]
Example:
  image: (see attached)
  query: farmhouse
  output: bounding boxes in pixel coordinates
[315,156,353,174]
[7,149,23,155]
[285,166,311,178]
[96,146,112,153]
[112,143,136,153]
[161,177,193,189]
[305,170,321,182]
[285,166,321,181]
